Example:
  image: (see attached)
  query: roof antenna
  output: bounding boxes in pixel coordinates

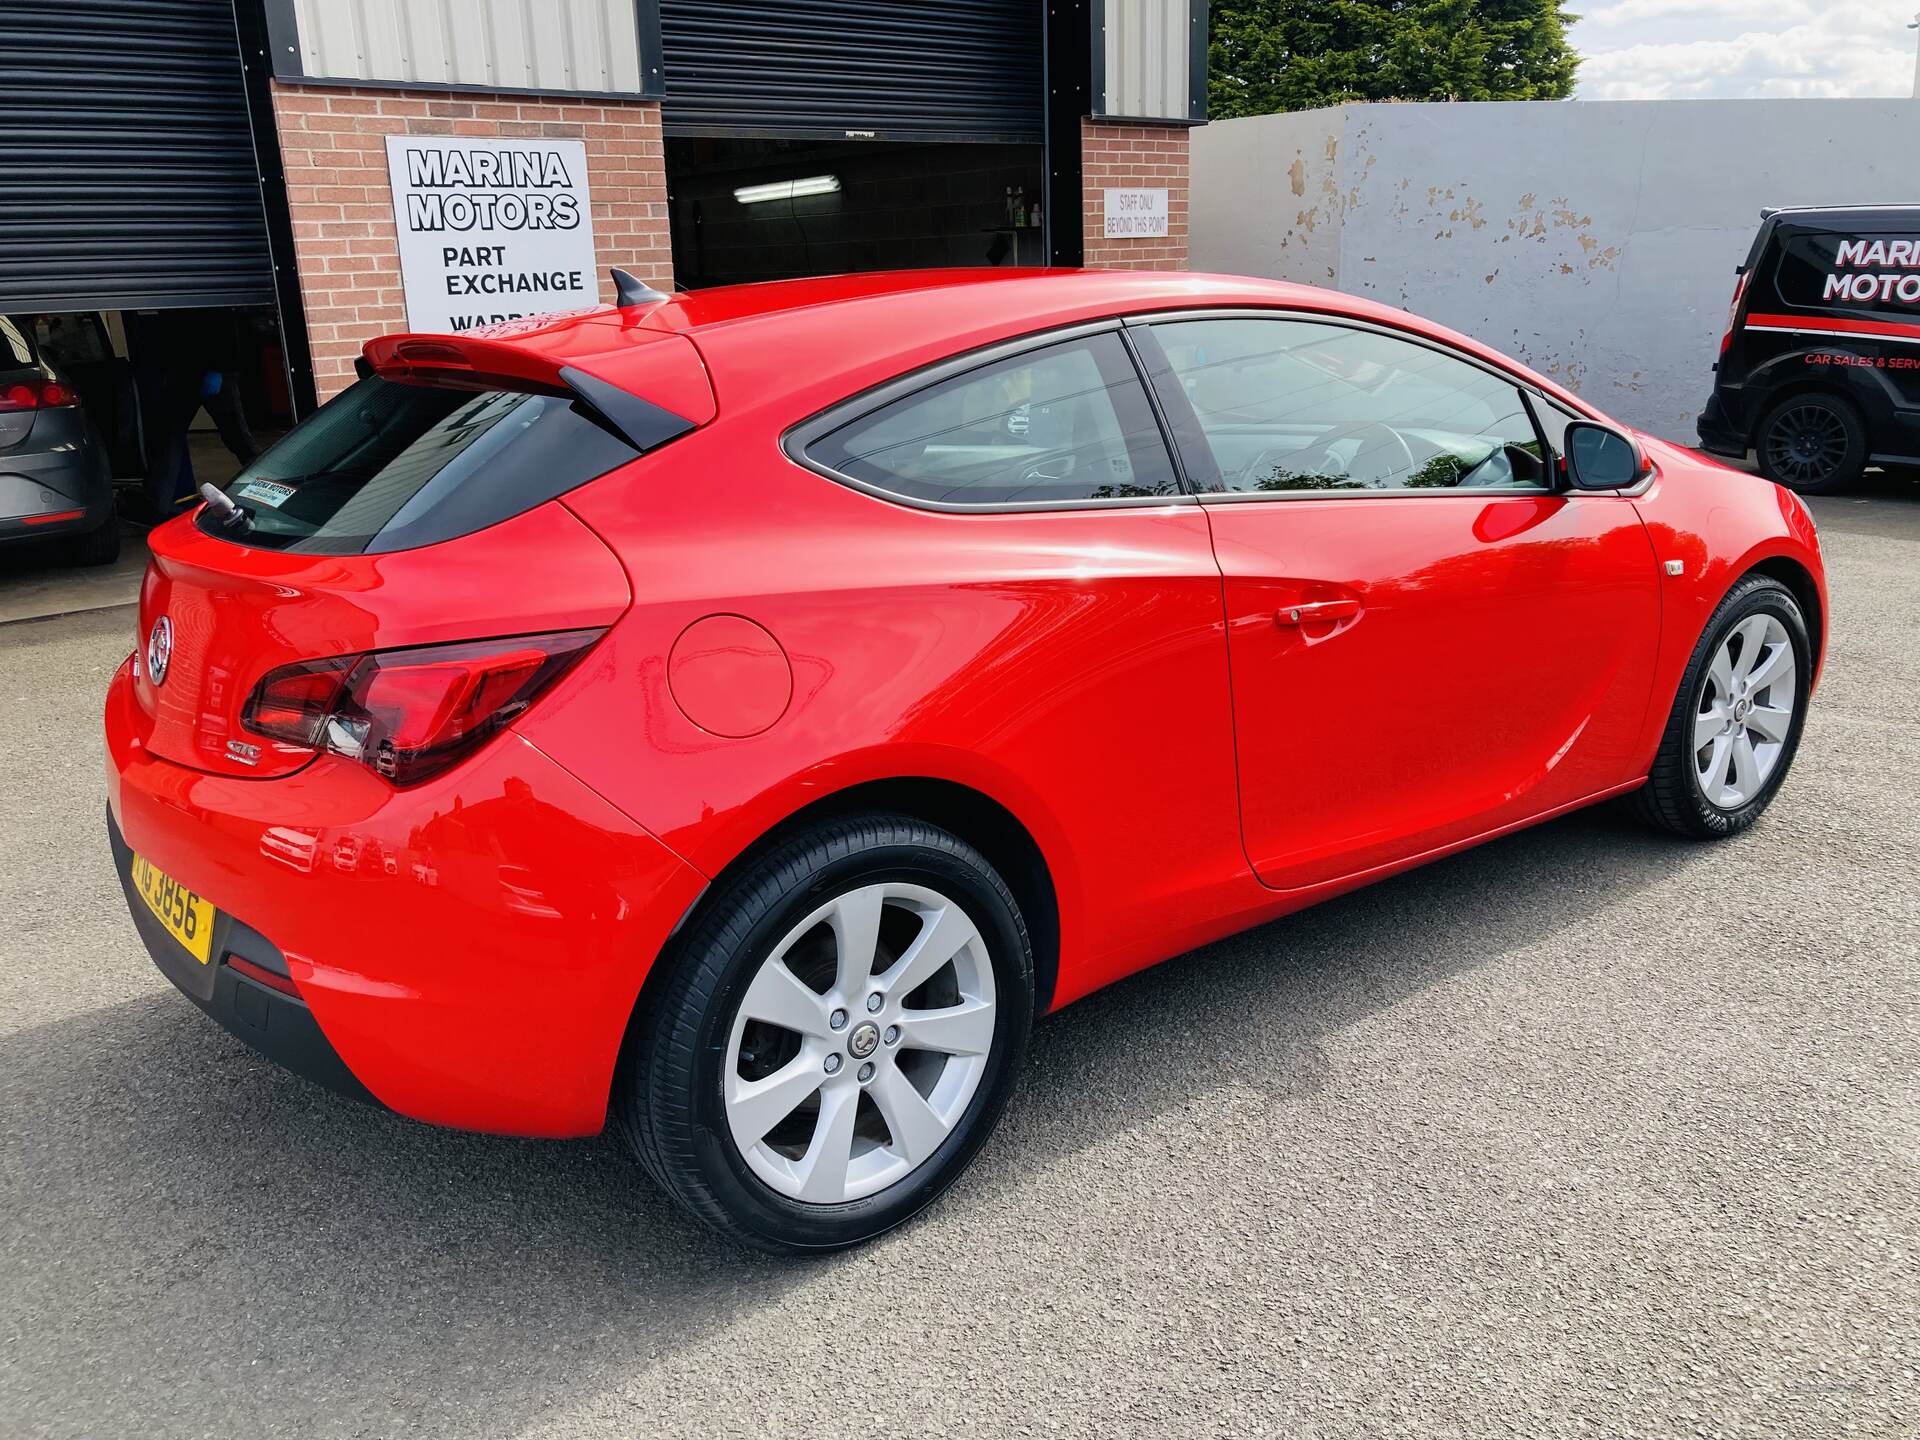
[610,267,670,308]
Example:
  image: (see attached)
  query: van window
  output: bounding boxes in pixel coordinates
[1774,231,1920,313]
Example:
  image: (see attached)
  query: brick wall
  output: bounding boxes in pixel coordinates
[1081,120,1190,271]
[271,84,671,400]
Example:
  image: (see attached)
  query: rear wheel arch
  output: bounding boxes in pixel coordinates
[620,777,1062,1088]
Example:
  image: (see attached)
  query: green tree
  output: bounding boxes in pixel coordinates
[1209,0,1580,119]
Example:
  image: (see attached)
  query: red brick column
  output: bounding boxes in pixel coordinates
[1080,120,1191,271]
[270,84,671,400]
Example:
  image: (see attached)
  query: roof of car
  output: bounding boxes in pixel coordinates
[630,268,1345,335]
[384,268,1609,430]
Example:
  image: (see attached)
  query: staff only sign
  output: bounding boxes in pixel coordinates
[384,135,598,333]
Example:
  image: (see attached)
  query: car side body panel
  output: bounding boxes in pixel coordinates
[529,416,1253,1011]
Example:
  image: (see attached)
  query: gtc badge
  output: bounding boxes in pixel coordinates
[145,616,173,687]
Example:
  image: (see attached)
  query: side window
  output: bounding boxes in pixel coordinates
[805,331,1180,506]
[1149,318,1550,494]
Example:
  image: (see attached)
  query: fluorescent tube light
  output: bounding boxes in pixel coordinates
[733,175,841,205]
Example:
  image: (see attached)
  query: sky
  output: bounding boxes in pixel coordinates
[1571,0,1919,101]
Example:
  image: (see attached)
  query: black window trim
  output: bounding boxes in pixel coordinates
[1122,307,1638,503]
[782,319,1197,515]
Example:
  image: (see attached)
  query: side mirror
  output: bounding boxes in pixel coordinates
[1562,422,1645,491]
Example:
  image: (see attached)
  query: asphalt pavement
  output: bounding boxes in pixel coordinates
[2,488,1915,1439]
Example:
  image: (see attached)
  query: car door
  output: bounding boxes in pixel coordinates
[1131,312,1662,891]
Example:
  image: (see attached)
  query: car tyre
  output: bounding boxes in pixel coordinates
[616,813,1033,1254]
[63,513,122,567]
[1756,392,1866,494]
[1636,575,1811,840]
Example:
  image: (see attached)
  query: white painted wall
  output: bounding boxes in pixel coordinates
[1191,99,1920,441]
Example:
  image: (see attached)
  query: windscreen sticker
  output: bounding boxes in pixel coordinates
[1822,238,1920,306]
[233,478,295,509]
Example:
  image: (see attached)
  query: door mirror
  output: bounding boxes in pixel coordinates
[1562,422,1644,491]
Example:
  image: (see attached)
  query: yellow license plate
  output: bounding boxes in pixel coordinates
[131,853,217,964]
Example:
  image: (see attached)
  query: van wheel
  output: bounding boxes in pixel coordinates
[1756,392,1866,494]
[616,814,1033,1253]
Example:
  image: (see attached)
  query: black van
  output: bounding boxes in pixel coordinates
[1698,205,1920,493]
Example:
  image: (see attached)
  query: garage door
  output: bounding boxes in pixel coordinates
[0,0,274,313]
[660,0,1044,143]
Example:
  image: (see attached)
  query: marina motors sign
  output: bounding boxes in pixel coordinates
[1822,237,1920,306]
[385,136,598,333]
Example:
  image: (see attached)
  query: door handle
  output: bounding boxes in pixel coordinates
[1274,598,1360,626]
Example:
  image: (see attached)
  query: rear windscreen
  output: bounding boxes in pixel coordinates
[0,316,38,378]
[207,374,638,555]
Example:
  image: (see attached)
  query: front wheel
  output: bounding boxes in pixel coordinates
[1636,575,1811,839]
[1756,392,1866,495]
[616,814,1033,1253]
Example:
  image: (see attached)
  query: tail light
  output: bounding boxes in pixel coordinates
[1719,271,1752,355]
[0,379,77,411]
[242,630,602,785]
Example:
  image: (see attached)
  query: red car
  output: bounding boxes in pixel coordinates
[106,269,1826,1252]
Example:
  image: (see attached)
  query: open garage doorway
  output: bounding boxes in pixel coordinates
[1,0,306,587]
[666,138,1048,288]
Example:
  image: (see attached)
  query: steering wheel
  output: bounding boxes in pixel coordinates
[1237,422,1415,490]
[1315,422,1415,488]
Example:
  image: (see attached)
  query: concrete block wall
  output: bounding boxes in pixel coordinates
[1191,99,1920,441]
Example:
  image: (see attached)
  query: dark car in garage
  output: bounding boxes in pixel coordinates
[1699,204,1920,493]
[0,314,120,565]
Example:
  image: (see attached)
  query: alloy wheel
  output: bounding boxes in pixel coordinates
[1692,613,1796,809]
[1763,402,1847,486]
[722,882,997,1204]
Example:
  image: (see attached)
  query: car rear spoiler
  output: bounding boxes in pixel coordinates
[359,302,716,452]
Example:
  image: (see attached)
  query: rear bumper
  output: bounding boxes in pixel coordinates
[107,806,375,1102]
[104,658,708,1136]
[1695,391,1748,458]
[0,420,112,542]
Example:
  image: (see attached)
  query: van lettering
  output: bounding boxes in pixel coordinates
[1835,239,1868,267]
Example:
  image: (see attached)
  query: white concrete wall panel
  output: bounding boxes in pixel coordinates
[1192,99,1920,439]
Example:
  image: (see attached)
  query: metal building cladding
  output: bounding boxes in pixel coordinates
[0,0,1205,420]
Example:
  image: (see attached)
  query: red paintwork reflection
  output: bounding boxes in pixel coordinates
[104,270,1829,1135]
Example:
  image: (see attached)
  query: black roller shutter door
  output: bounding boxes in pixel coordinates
[0,0,274,313]
[661,0,1043,143]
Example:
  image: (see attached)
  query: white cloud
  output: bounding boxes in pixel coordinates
[1581,0,1814,30]
[1573,1,1916,101]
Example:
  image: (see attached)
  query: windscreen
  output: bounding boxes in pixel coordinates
[208,374,638,555]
